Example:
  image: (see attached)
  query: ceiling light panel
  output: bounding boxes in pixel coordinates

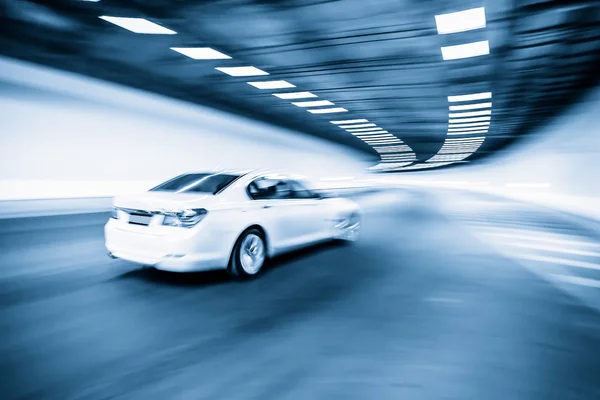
[355,132,393,136]
[441,41,490,60]
[248,80,295,89]
[307,108,348,114]
[449,110,492,118]
[273,92,317,99]
[427,154,472,162]
[339,123,377,129]
[375,146,413,153]
[330,119,369,124]
[449,102,492,111]
[448,92,492,102]
[347,128,386,132]
[99,16,177,34]
[292,100,334,107]
[435,7,486,35]
[170,47,231,59]
[449,116,491,123]
[215,66,269,77]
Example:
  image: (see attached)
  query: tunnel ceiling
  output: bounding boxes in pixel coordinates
[2,0,600,172]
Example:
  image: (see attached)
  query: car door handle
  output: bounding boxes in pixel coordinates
[263,205,272,209]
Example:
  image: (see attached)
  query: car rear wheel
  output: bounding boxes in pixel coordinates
[336,212,361,242]
[228,228,266,279]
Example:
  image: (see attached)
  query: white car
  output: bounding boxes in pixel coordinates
[105,170,360,278]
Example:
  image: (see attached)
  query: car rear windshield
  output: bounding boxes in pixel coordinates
[150,173,240,194]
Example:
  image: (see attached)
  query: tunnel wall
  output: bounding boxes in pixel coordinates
[393,84,600,221]
[0,57,367,200]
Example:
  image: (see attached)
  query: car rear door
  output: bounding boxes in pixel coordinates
[246,177,300,252]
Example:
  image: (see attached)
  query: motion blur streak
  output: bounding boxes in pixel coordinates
[1,189,600,399]
[2,0,600,399]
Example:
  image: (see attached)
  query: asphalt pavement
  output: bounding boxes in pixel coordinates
[1,190,599,400]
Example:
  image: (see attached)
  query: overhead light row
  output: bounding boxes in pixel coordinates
[392,8,490,172]
[95,14,415,167]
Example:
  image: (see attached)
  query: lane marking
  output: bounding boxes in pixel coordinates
[518,254,600,271]
[550,274,600,288]
[502,242,600,258]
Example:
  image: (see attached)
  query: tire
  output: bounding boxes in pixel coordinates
[336,212,361,243]
[227,228,267,279]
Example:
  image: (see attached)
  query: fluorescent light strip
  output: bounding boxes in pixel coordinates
[449,116,491,123]
[348,131,389,137]
[330,119,369,124]
[215,66,269,77]
[427,154,472,162]
[448,122,490,128]
[273,92,317,99]
[398,162,458,170]
[361,136,397,140]
[375,146,413,153]
[339,123,377,129]
[356,136,393,140]
[248,80,295,89]
[448,92,492,102]
[99,16,177,34]
[435,7,486,34]
[292,100,334,107]
[441,41,489,60]
[449,110,492,118]
[365,140,402,145]
[347,128,386,132]
[448,130,489,135]
[308,108,348,114]
[449,102,492,111]
[170,47,230,59]
[448,126,491,132]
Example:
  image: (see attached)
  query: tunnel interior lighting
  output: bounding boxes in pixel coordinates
[99,16,177,34]
[448,130,488,135]
[170,47,231,60]
[273,92,317,99]
[248,80,295,89]
[339,123,377,129]
[441,41,489,61]
[441,41,489,60]
[330,119,369,124]
[215,66,269,77]
[435,7,486,35]
[307,107,347,114]
[448,121,490,128]
[347,127,385,132]
[449,110,492,118]
[292,100,334,107]
[448,126,490,132]
[449,102,492,111]
[448,92,492,102]
[449,116,491,123]
[428,154,472,162]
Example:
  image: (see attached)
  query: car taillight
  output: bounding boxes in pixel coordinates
[162,208,208,228]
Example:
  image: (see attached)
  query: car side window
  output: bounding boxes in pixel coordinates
[287,180,320,199]
[247,178,292,200]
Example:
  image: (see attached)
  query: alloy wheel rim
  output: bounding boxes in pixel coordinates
[240,233,265,274]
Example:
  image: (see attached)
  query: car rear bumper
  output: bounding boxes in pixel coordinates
[105,219,228,272]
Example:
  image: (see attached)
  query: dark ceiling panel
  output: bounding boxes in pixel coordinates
[1,0,599,172]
